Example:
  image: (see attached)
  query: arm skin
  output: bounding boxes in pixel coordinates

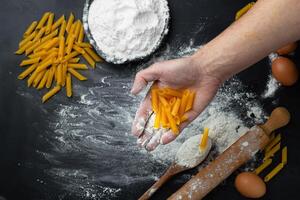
[131,0,300,151]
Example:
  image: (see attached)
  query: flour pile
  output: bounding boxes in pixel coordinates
[88,0,169,63]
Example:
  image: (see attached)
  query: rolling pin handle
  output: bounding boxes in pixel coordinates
[260,107,290,135]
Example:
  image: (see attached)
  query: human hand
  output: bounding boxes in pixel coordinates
[131,56,223,151]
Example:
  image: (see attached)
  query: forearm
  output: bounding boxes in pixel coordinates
[192,0,300,81]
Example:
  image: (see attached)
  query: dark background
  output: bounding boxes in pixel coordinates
[0,0,299,199]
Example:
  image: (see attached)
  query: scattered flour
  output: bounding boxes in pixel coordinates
[88,0,170,63]
[261,74,280,98]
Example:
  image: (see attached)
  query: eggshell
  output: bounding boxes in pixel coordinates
[235,172,266,198]
[277,42,297,55]
[272,56,298,86]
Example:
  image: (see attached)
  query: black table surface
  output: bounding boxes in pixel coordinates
[1,0,300,200]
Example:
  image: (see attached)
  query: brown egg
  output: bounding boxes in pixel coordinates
[277,42,297,55]
[235,172,266,198]
[272,56,298,86]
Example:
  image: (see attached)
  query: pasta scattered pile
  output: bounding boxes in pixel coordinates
[151,87,196,135]
[16,12,103,103]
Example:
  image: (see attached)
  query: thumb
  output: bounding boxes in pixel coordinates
[131,63,161,95]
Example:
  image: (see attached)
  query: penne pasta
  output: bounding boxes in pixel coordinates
[56,64,63,85]
[62,51,80,63]
[165,107,179,134]
[180,115,188,123]
[25,39,41,55]
[18,63,38,80]
[45,13,54,34]
[58,36,65,60]
[200,128,209,150]
[161,106,168,128]
[61,63,68,86]
[82,52,96,68]
[15,41,33,55]
[41,29,58,43]
[23,21,38,38]
[84,48,103,62]
[51,15,65,31]
[66,35,76,55]
[185,91,195,112]
[35,58,53,73]
[46,65,56,88]
[264,142,281,161]
[178,89,190,116]
[66,13,75,33]
[69,57,80,63]
[29,50,47,59]
[154,106,161,129]
[33,27,46,42]
[43,37,59,50]
[20,57,40,67]
[164,88,182,98]
[33,70,46,88]
[67,63,88,70]
[73,20,81,40]
[151,89,159,113]
[265,134,281,152]
[68,68,87,81]
[37,70,50,90]
[27,68,41,87]
[171,98,181,116]
[78,24,84,43]
[264,163,284,182]
[42,85,61,103]
[159,95,170,108]
[73,45,85,55]
[59,20,67,38]
[36,12,51,30]
[235,2,255,20]
[66,73,72,97]
[19,31,37,48]
[255,158,272,175]
[76,42,92,48]
[282,146,287,165]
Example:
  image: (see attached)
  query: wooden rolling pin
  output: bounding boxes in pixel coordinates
[168,107,290,200]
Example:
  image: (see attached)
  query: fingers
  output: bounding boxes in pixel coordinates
[131,63,161,95]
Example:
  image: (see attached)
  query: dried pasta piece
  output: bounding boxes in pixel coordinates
[154,106,161,129]
[36,58,53,73]
[66,35,76,55]
[265,134,281,152]
[51,15,65,31]
[264,163,284,182]
[61,63,68,86]
[264,142,281,161]
[19,31,37,47]
[66,13,75,33]
[171,98,181,116]
[33,70,46,88]
[69,57,80,63]
[161,106,168,128]
[255,158,272,175]
[46,65,56,88]
[185,91,195,112]
[77,42,92,48]
[200,128,209,150]
[151,89,159,113]
[180,115,188,123]
[84,48,103,62]
[37,70,50,90]
[42,85,61,103]
[25,40,41,55]
[235,2,255,20]
[36,12,51,30]
[18,63,38,80]
[68,68,87,81]
[82,52,96,68]
[41,29,58,43]
[164,88,182,98]
[73,45,85,55]
[43,37,59,50]
[179,90,190,116]
[78,24,84,43]
[59,20,67,38]
[56,64,63,85]
[58,36,65,60]
[66,73,72,97]
[33,27,46,42]
[23,21,38,38]
[15,41,33,55]
[73,20,81,40]
[165,107,179,134]
[62,51,80,63]
[46,13,54,34]
[20,57,41,67]
[282,146,287,165]
[67,63,88,70]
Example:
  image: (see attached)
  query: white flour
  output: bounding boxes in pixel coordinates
[88,0,169,63]
[261,74,280,98]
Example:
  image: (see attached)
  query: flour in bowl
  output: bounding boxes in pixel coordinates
[88,0,170,63]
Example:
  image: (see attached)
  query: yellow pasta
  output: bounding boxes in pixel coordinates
[66,13,75,33]
[179,90,190,116]
[180,115,188,123]
[171,98,181,116]
[62,51,80,63]
[265,133,281,152]
[67,63,88,70]
[254,158,272,175]
[33,70,46,88]
[51,15,65,31]
[42,85,61,103]
[264,142,281,161]
[23,21,38,38]
[36,58,53,73]
[33,27,46,42]
[264,163,284,182]
[68,68,87,81]
[25,40,41,55]
[36,12,51,30]
[165,107,179,134]
[282,146,287,165]
[69,57,80,63]
[56,64,63,85]
[73,20,81,40]
[73,45,85,55]
[29,50,47,59]
[59,20,67,38]
[27,68,40,87]
[46,65,56,88]
[66,23,76,44]
[164,88,182,98]
[15,41,33,55]
[41,29,58,43]
[66,73,72,97]
[58,36,65,60]
[235,2,255,20]
[185,91,195,112]
[66,35,76,55]
[161,106,168,128]
[62,63,68,86]
[154,106,161,129]
[46,13,54,34]
[78,25,84,43]
[20,57,40,67]
[151,89,159,113]
[43,37,59,50]
[82,52,96,68]
[77,42,92,48]
[159,96,170,108]
[200,128,209,150]
[37,70,50,90]
[84,48,103,62]
[19,31,37,47]
[18,63,38,80]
